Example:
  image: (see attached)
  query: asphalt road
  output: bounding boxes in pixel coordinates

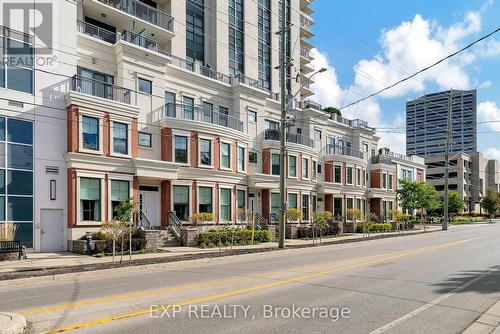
[1,224,500,334]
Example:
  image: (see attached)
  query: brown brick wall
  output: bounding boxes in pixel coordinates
[131,118,138,158]
[190,132,198,167]
[325,194,333,212]
[161,180,171,226]
[67,168,77,227]
[161,128,172,161]
[325,161,333,182]
[371,170,381,188]
[262,149,270,174]
[214,137,220,170]
[67,105,78,152]
[262,189,270,220]
[103,114,110,156]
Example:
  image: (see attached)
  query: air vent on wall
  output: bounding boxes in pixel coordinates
[45,166,59,175]
[8,100,24,108]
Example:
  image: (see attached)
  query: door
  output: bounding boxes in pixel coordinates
[249,194,256,214]
[139,190,160,227]
[41,209,64,252]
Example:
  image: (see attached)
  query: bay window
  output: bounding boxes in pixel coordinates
[289,155,296,177]
[80,178,101,221]
[174,135,188,163]
[221,142,231,168]
[220,188,232,221]
[112,122,128,155]
[271,154,280,175]
[173,185,189,220]
[198,186,213,213]
[82,116,99,151]
[110,180,129,219]
[199,139,212,166]
[238,146,245,171]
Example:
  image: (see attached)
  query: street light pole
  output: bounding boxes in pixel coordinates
[278,0,287,249]
[443,91,452,231]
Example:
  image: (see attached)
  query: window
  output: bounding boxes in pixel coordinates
[317,163,322,174]
[174,136,188,163]
[8,144,32,170]
[138,132,152,147]
[271,193,280,214]
[382,174,387,189]
[77,67,114,100]
[110,180,129,219]
[289,155,296,177]
[183,96,194,120]
[388,174,393,190]
[198,187,213,213]
[312,195,317,214]
[356,199,361,211]
[265,119,279,130]
[312,161,317,180]
[221,142,231,168]
[302,158,309,178]
[257,0,271,89]
[7,171,32,195]
[314,129,322,141]
[237,190,245,210]
[347,167,353,184]
[80,178,101,221]
[363,143,369,152]
[249,110,257,123]
[288,193,297,209]
[220,188,232,221]
[82,116,99,151]
[334,165,341,183]
[347,198,353,209]
[356,168,361,186]
[219,106,229,127]
[165,91,176,117]
[186,0,205,64]
[0,34,34,93]
[202,102,213,123]
[7,119,32,144]
[199,139,212,166]
[271,154,280,175]
[249,151,258,164]
[228,0,244,75]
[371,148,376,157]
[238,146,245,171]
[302,194,309,221]
[112,122,128,155]
[138,78,152,94]
[173,185,190,220]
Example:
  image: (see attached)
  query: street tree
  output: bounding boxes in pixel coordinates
[323,107,342,117]
[114,198,136,262]
[397,179,420,215]
[481,191,499,223]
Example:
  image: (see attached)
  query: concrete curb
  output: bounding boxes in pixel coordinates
[0,313,26,334]
[0,229,441,285]
[463,301,500,334]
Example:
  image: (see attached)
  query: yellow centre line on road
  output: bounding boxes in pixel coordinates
[43,234,493,334]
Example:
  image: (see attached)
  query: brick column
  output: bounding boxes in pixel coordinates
[161,128,172,161]
[67,105,78,152]
[67,168,77,227]
[131,118,138,158]
[103,114,110,156]
[191,132,198,167]
[161,180,171,226]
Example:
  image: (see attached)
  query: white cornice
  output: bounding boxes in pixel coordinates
[65,91,140,117]
[159,118,250,143]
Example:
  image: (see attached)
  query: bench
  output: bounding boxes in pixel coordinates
[0,240,23,260]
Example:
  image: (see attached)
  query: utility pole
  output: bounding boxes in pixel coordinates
[278,0,287,249]
[443,91,452,231]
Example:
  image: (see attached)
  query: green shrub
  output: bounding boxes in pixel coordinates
[79,231,108,241]
[298,223,341,238]
[286,208,302,221]
[190,213,215,225]
[356,223,392,233]
[198,228,272,247]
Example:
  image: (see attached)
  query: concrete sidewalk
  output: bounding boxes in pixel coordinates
[0,227,441,275]
[463,301,500,334]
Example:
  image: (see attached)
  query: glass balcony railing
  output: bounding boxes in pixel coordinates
[300,13,313,32]
[264,129,314,148]
[302,100,322,110]
[161,103,244,132]
[77,20,117,43]
[300,47,313,61]
[370,155,392,165]
[97,0,174,32]
[71,75,133,104]
[325,144,364,159]
[121,30,158,51]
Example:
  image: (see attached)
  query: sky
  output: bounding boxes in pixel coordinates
[309,0,500,159]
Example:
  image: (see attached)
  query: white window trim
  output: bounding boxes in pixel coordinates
[356,168,361,186]
[197,183,215,215]
[110,119,132,158]
[270,152,281,176]
[198,135,214,169]
[334,165,342,184]
[107,174,134,221]
[249,150,258,164]
[137,77,153,94]
[248,110,257,123]
[138,131,153,149]
[302,157,310,180]
[79,113,103,155]
[172,130,191,166]
[287,191,299,210]
[346,166,354,185]
[76,171,105,226]
[220,140,232,171]
[288,154,298,179]
[170,181,192,222]
[219,185,233,223]
[236,186,247,222]
[237,144,246,172]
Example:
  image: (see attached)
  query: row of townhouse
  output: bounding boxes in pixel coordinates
[0,0,425,252]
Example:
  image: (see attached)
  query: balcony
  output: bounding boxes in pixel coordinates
[302,100,322,110]
[161,103,244,132]
[96,0,174,32]
[71,75,133,105]
[300,47,313,62]
[370,155,392,166]
[77,20,117,43]
[264,129,314,149]
[324,144,364,159]
[300,13,314,37]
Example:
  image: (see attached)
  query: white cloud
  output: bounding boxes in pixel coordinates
[479,80,492,89]
[310,8,490,154]
[484,147,500,161]
[478,101,500,131]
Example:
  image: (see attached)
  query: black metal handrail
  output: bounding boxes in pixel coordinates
[255,212,268,230]
[71,75,133,104]
[370,155,392,165]
[137,210,153,230]
[325,144,364,159]
[97,0,174,32]
[264,129,314,148]
[168,211,182,239]
[162,103,244,132]
[77,20,117,43]
[302,100,322,110]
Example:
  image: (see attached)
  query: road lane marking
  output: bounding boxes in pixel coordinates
[43,234,492,333]
[369,270,494,334]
